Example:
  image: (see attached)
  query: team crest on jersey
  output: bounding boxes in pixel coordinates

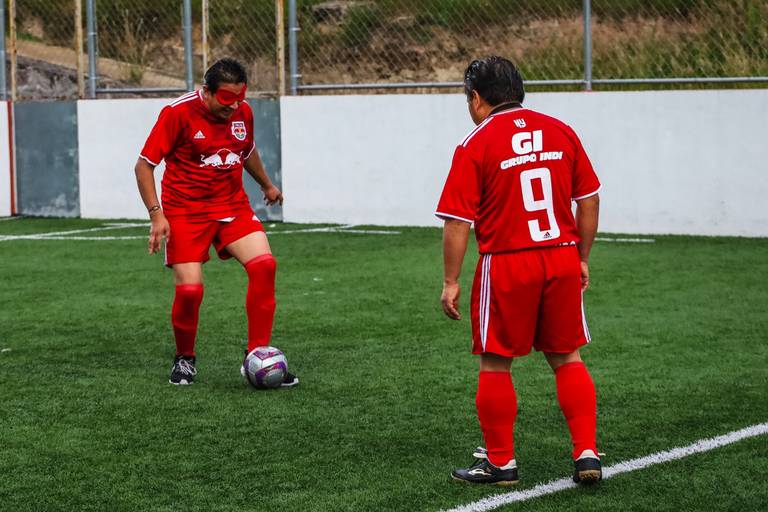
[231,121,247,141]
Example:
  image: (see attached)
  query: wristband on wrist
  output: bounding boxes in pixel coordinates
[148,205,161,215]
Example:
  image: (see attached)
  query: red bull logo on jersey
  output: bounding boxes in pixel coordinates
[199,149,242,169]
[231,121,247,141]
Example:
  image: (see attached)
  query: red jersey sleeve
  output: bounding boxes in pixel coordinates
[435,145,481,223]
[569,129,601,200]
[140,105,183,166]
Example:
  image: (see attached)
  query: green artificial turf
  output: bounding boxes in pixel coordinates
[1,219,766,511]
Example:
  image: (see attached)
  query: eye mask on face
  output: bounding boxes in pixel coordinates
[215,85,247,106]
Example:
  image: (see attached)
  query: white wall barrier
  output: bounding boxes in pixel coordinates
[77,99,167,219]
[281,90,768,237]
[281,94,471,227]
[0,102,11,217]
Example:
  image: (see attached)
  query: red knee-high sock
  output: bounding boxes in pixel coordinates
[476,371,518,467]
[244,254,277,352]
[171,284,204,357]
[555,362,598,459]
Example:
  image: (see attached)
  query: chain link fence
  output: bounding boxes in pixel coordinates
[293,0,584,90]
[92,0,188,94]
[591,0,768,82]
[2,0,767,100]
[292,0,768,92]
[10,0,80,100]
[206,0,281,96]
[2,0,281,100]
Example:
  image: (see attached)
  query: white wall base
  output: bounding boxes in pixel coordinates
[77,98,167,219]
[281,90,768,236]
[0,102,11,216]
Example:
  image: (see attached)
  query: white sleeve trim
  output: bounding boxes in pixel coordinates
[572,185,601,201]
[461,117,494,147]
[139,154,160,167]
[435,211,474,224]
[244,142,256,160]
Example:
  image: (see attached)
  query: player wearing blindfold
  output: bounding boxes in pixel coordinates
[135,58,297,388]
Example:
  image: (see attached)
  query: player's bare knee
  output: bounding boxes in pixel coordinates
[173,263,203,286]
[479,353,513,372]
[544,350,582,371]
[227,231,272,264]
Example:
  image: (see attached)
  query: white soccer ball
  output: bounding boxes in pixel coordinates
[243,346,288,389]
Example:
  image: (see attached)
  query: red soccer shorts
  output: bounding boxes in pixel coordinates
[470,245,591,358]
[164,211,265,267]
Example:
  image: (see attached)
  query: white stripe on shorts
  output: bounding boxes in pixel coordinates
[480,254,492,350]
[581,291,591,342]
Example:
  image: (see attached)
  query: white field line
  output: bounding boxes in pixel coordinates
[334,229,402,235]
[0,221,646,241]
[0,216,23,221]
[269,228,401,235]
[0,223,401,241]
[266,224,401,235]
[12,235,147,241]
[0,223,147,241]
[267,226,355,234]
[596,237,655,243]
[443,422,768,512]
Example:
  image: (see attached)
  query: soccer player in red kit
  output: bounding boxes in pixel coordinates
[135,58,298,387]
[437,57,601,485]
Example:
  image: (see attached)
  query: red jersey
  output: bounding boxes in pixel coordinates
[140,90,256,219]
[436,106,600,254]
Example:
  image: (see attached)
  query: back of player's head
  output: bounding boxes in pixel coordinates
[204,58,247,93]
[464,56,525,106]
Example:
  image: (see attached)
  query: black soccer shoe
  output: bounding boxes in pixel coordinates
[281,371,299,388]
[452,458,519,486]
[468,447,488,468]
[573,450,602,485]
[169,355,197,385]
[472,446,488,459]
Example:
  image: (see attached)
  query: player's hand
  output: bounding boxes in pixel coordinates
[441,281,462,320]
[580,261,590,291]
[263,185,284,206]
[148,212,170,255]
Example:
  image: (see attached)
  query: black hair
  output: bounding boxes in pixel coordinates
[464,56,525,106]
[204,58,247,93]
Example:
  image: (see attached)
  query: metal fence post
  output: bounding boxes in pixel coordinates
[583,0,592,91]
[75,0,85,99]
[0,0,6,101]
[276,0,286,96]
[201,0,209,75]
[183,0,194,91]
[288,0,299,95]
[8,0,16,101]
[86,0,97,98]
